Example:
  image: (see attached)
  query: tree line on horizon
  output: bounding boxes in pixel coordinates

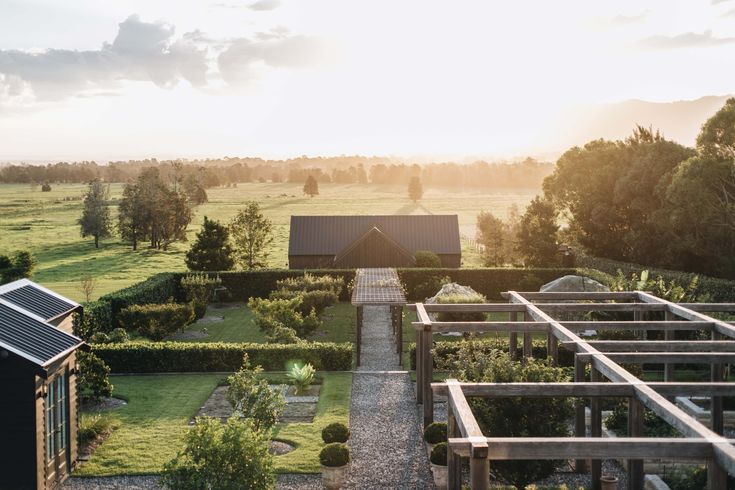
[0,156,553,190]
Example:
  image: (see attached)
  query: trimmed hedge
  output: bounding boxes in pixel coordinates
[576,253,735,302]
[92,341,353,373]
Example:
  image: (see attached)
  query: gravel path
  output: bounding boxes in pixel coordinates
[344,305,434,489]
[63,474,323,489]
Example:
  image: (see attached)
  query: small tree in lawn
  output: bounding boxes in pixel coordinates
[229,202,274,269]
[476,210,507,266]
[186,216,235,271]
[303,175,319,198]
[227,354,285,433]
[408,176,423,202]
[516,196,559,267]
[78,274,97,302]
[78,179,112,248]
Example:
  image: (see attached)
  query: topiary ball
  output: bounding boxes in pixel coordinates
[322,422,350,443]
[319,442,350,467]
[430,442,448,466]
[423,422,447,444]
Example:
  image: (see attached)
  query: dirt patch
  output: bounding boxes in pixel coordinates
[208,303,241,311]
[269,440,295,455]
[80,397,127,413]
[196,315,225,325]
[194,385,319,424]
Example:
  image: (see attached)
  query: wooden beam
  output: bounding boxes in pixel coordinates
[679,303,735,312]
[628,397,645,490]
[637,291,735,340]
[446,379,490,490]
[432,382,634,398]
[539,302,668,312]
[503,291,639,301]
[409,303,527,313]
[563,340,735,352]
[576,352,735,364]
[560,321,712,331]
[649,383,735,397]
[574,356,587,474]
[412,321,548,333]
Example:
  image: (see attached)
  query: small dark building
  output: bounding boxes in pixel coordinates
[0,280,83,490]
[288,215,461,269]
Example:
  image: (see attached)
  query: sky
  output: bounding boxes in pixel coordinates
[1,0,734,162]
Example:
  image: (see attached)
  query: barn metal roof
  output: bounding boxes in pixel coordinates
[289,215,461,256]
[0,279,79,321]
[0,299,82,368]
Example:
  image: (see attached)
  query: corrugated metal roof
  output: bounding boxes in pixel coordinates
[0,280,78,320]
[289,215,461,256]
[0,299,82,367]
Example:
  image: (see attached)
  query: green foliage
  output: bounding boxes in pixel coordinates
[77,350,113,402]
[275,273,345,295]
[516,196,559,267]
[108,327,130,343]
[321,422,350,444]
[442,346,573,490]
[429,442,448,466]
[423,422,447,444]
[78,179,112,249]
[226,355,285,432]
[269,288,339,316]
[287,362,316,395]
[414,250,441,268]
[181,273,222,319]
[0,250,37,284]
[434,291,487,322]
[408,175,423,202]
[249,296,321,339]
[319,443,350,467]
[229,201,274,270]
[303,175,319,197]
[161,416,275,490]
[476,209,521,267]
[92,341,353,372]
[408,273,450,302]
[78,413,120,448]
[119,302,195,340]
[604,401,680,438]
[41,182,52,191]
[517,272,543,292]
[185,216,235,272]
[663,465,708,490]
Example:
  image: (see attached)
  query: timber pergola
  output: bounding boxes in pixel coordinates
[351,268,406,366]
[408,291,735,490]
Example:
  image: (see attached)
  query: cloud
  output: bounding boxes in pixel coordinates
[609,11,649,25]
[249,0,281,11]
[636,30,735,49]
[721,8,735,17]
[712,0,733,4]
[0,14,326,104]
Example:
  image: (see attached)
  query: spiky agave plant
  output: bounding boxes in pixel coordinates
[287,362,316,395]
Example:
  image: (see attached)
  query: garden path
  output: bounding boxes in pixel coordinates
[343,305,434,489]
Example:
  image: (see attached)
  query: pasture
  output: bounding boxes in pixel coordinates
[0,182,537,301]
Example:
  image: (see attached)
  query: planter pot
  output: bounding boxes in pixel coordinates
[600,475,619,490]
[426,442,435,458]
[321,463,349,490]
[431,463,447,489]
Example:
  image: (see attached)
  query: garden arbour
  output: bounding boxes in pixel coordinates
[410,290,735,490]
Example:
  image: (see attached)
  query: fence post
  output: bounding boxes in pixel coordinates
[447,408,462,490]
[416,329,423,404]
[628,397,644,490]
[591,366,602,490]
[509,311,518,361]
[356,306,363,367]
[574,355,587,473]
[422,327,434,427]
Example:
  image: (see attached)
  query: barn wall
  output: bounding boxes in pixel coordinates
[438,254,461,268]
[49,314,75,335]
[334,233,415,269]
[289,255,336,269]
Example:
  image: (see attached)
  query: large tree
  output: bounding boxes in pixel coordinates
[476,211,507,266]
[78,179,112,248]
[186,216,235,271]
[303,175,319,198]
[515,196,559,267]
[407,176,423,202]
[0,250,36,284]
[229,202,274,269]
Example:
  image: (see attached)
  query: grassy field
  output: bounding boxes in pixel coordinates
[0,182,537,301]
[75,372,352,476]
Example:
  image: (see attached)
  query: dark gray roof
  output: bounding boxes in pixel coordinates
[289,215,461,256]
[0,300,82,367]
[0,280,78,320]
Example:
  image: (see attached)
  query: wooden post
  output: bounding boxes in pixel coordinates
[447,409,462,490]
[574,355,587,473]
[423,328,434,426]
[416,330,423,403]
[664,310,675,383]
[470,453,489,490]
[510,310,518,361]
[708,460,728,490]
[591,367,602,490]
[627,397,644,490]
[397,305,404,355]
[712,332,724,435]
[356,306,363,367]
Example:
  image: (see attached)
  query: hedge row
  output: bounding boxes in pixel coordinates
[407,339,575,370]
[92,341,353,373]
[575,253,735,302]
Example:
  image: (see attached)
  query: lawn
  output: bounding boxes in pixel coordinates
[179,302,356,344]
[0,182,535,301]
[75,372,352,477]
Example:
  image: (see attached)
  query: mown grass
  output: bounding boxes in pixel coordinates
[75,372,352,476]
[0,182,535,301]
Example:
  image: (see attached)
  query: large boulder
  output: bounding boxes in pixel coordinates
[540,275,609,293]
[426,282,484,303]
[426,283,486,336]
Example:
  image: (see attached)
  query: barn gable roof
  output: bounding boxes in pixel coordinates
[333,226,416,267]
[288,215,461,256]
[0,279,79,321]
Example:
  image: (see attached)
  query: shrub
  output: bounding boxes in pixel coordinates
[161,416,274,490]
[249,297,321,339]
[415,250,442,268]
[269,288,338,316]
[322,422,350,444]
[319,443,350,467]
[443,345,573,490]
[102,273,181,325]
[77,351,113,402]
[266,324,303,344]
[119,302,195,341]
[181,273,222,319]
[226,355,285,432]
[434,292,487,322]
[276,273,344,295]
[423,422,447,444]
[108,327,129,343]
[429,442,448,466]
[287,362,316,395]
[604,401,680,438]
[89,332,110,344]
[41,183,52,192]
[78,413,120,447]
[91,341,353,373]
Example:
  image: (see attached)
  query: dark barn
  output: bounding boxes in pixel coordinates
[0,280,83,490]
[288,215,461,269]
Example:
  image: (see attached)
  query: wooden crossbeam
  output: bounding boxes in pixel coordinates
[411,321,548,333]
[433,381,634,398]
[446,379,488,458]
[408,303,527,313]
[561,320,713,331]
[562,340,735,352]
[511,291,639,300]
[637,292,735,340]
[576,352,735,364]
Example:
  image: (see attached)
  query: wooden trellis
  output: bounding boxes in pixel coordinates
[409,291,735,490]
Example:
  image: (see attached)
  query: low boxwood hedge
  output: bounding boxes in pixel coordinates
[92,341,353,373]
